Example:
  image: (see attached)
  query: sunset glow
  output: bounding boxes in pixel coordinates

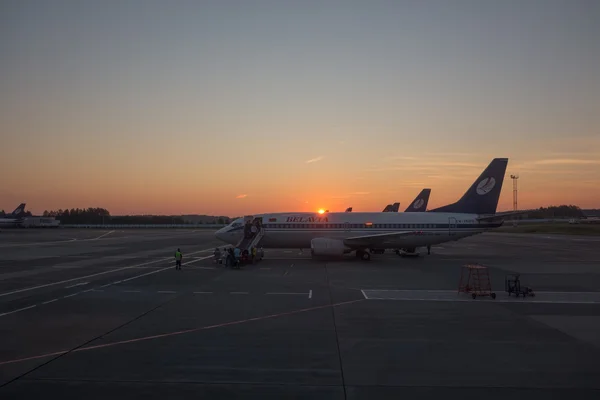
[1,2,598,216]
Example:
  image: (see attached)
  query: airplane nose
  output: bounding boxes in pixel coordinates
[215,227,226,241]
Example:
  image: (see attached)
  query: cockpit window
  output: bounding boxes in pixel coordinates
[230,218,244,228]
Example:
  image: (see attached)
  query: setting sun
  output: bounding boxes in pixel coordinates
[318,209,325,214]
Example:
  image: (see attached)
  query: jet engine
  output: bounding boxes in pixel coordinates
[310,238,349,256]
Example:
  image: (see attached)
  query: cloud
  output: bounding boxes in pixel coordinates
[305,156,324,164]
[383,156,417,161]
[532,159,600,166]
[235,194,247,199]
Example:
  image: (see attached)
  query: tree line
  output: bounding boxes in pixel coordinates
[514,205,584,219]
[8,204,589,224]
[40,208,229,225]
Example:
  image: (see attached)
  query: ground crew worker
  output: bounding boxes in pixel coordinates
[427,245,431,255]
[251,246,257,263]
[174,248,183,270]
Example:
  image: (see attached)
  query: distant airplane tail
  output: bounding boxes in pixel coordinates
[382,204,392,212]
[390,202,400,212]
[345,207,353,212]
[404,189,431,212]
[9,203,26,218]
[429,158,508,215]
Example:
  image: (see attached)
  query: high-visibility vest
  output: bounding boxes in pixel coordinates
[175,251,182,260]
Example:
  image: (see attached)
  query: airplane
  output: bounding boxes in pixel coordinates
[404,188,431,212]
[382,202,400,212]
[0,203,26,228]
[375,188,433,254]
[215,158,512,260]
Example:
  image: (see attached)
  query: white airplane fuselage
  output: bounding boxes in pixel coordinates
[215,212,501,249]
[0,218,21,227]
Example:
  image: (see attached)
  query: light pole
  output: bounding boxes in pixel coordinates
[510,175,519,211]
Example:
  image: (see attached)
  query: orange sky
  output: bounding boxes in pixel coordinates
[1,2,599,216]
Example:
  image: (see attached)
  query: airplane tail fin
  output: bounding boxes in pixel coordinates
[404,189,431,212]
[429,158,508,215]
[382,204,392,212]
[345,207,353,212]
[9,203,26,218]
[390,202,400,212]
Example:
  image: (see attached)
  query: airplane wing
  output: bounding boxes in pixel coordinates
[477,209,536,222]
[344,231,414,247]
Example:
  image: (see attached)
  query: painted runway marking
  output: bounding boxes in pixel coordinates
[309,290,313,299]
[94,230,115,240]
[42,299,58,305]
[0,299,364,366]
[0,258,169,298]
[0,248,214,298]
[361,289,600,304]
[266,292,307,295]
[231,292,248,294]
[0,251,214,319]
[0,305,36,317]
[193,292,213,294]
[65,282,89,289]
[157,291,176,294]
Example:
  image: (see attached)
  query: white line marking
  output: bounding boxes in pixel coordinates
[63,293,79,298]
[231,292,248,294]
[309,290,312,299]
[112,281,123,284]
[0,305,36,317]
[82,289,94,293]
[193,292,213,294]
[42,299,58,305]
[94,230,115,240]
[157,291,176,294]
[99,283,113,288]
[360,290,369,300]
[65,282,89,289]
[0,248,212,298]
[91,289,104,292]
[266,292,307,295]
[290,264,294,268]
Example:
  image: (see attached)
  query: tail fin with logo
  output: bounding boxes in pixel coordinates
[404,189,431,212]
[390,202,400,212]
[429,158,508,215]
[382,204,392,212]
[9,203,26,218]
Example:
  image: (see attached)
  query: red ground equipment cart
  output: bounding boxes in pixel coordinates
[458,264,496,299]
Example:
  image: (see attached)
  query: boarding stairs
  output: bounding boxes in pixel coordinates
[236,229,264,251]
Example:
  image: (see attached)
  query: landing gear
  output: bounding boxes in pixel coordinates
[356,250,371,261]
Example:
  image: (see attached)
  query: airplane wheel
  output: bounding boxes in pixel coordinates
[362,251,371,261]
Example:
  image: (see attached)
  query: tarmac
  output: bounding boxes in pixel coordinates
[1,229,600,399]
